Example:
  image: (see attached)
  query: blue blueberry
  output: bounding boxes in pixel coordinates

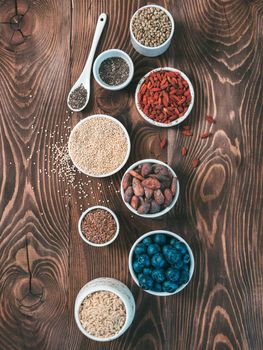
[137,273,144,280]
[153,234,167,245]
[151,253,166,268]
[133,260,143,273]
[165,248,181,265]
[143,267,152,275]
[162,281,178,293]
[134,243,146,255]
[179,270,189,285]
[152,269,166,283]
[147,243,160,256]
[183,253,190,264]
[173,259,184,269]
[137,254,151,267]
[153,283,162,292]
[174,241,187,254]
[182,263,190,272]
[162,245,173,255]
[138,275,154,290]
[142,237,152,246]
[166,267,180,282]
[170,238,179,247]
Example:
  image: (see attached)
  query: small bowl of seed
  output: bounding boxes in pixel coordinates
[75,277,135,341]
[130,5,175,57]
[68,114,131,177]
[93,49,134,91]
[78,206,119,247]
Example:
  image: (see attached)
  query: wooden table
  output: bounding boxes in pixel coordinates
[0,1,262,349]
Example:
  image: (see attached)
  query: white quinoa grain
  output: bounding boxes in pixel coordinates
[69,117,129,176]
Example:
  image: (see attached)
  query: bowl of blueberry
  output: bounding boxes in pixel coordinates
[129,230,194,296]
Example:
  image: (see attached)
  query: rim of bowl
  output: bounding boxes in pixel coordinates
[68,114,131,177]
[93,49,134,91]
[128,230,195,296]
[130,4,175,50]
[74,280,131,341]
[135,67,195,128]
[120,159,180,218]
[78,206,120,247]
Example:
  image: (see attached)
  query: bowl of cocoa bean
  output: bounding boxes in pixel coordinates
[78,206,119,247]
[135,67,194,127]
[120,159,179,218]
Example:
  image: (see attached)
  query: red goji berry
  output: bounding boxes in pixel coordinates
[192,159,200,168]
[182,147,187,156]
[200,132,212,139]
[206,115,215,124]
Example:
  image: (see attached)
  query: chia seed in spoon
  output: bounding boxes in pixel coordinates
[68,83,87,110]
[99,57,129,86]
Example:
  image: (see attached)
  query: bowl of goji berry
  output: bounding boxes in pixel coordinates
[135,67,194,127]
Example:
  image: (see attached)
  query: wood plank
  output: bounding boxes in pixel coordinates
[0,0,262,349]
[0,0,71,349]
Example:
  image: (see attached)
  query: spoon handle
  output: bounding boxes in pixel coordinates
[82,13,107,77]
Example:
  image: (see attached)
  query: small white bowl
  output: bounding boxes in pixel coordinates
[68,114,131,177]
[78,206,119,247]
[75,278,136,341]
[130,5,175,57]
[93,49,134,91]
[120,159,180,218]
[129,230,195,296]
[135,67,195,128]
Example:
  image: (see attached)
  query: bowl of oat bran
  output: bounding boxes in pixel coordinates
[68,114,131,177]
[74,278,135,341]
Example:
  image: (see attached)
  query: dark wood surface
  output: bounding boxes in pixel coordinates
[0,0,263,349]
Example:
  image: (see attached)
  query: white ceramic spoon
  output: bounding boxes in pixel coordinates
[67,13,107,112]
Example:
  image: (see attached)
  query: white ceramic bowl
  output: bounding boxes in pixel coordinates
[75,278,136,341]
[130,5,175,57]
[135,67,195,127]
[129,230,195,296]
[78,206,119,247]
[120,159,180,218]
[68,114,131,177]
[93,49,134,91]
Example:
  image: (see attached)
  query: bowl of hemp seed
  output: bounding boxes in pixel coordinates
[130,5,175,57]
[68,114,131,177]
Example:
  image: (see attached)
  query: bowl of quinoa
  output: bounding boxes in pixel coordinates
[68,114,130,177]
[75,278,136,341]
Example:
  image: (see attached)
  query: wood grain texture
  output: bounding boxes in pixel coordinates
[0,0,262,349]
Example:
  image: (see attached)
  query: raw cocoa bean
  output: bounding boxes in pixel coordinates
[130,195,140,210]
[124,186,133,203]
[129,169,144,181]
[137,201,150,214]
[150,200,161,214]
[141,163,152,177]
[153,164,169,176]
[171,177,177,195]
[141,177,161,190]
[145,187,153,199]
[122,173,132,191]
[164,188,173,207]
[154,189,165,205]
[132,178,144,196]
